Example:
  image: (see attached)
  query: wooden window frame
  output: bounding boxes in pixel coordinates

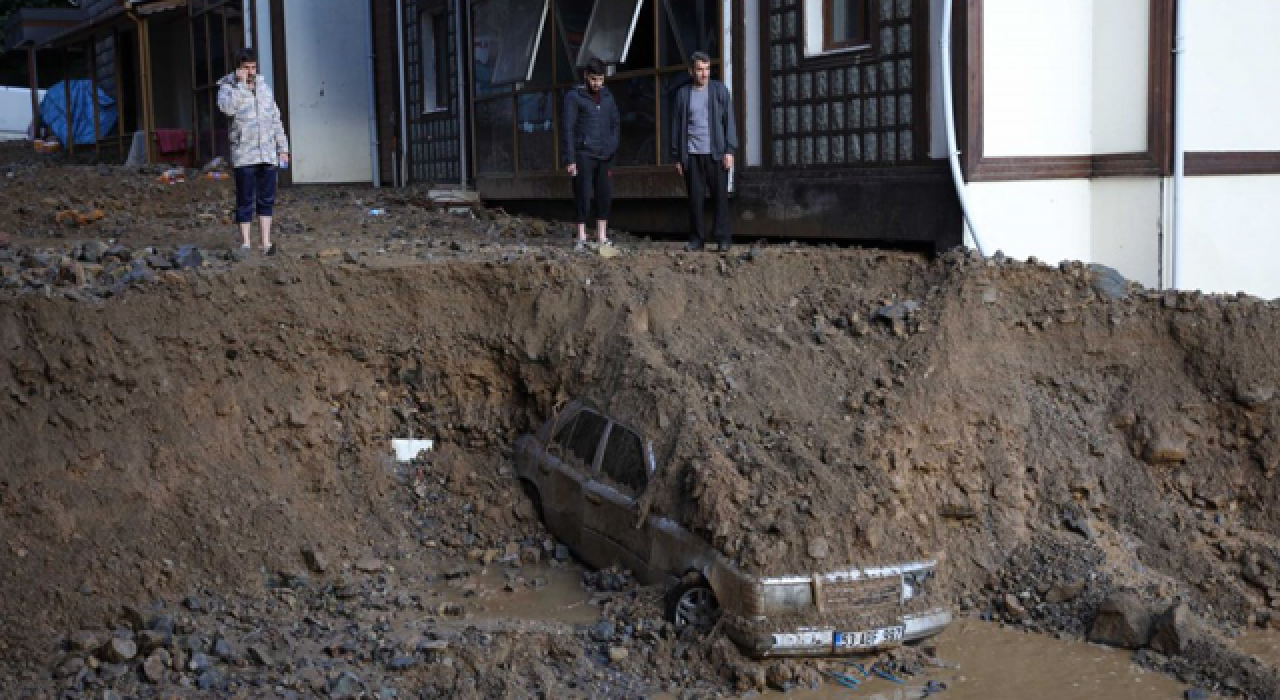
[823,0,872,53]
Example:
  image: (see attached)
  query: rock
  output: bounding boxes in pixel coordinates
[1235,384,1276,409]
[142,652,169,684]
[806,536,829,560]
[1002,593,1029,621]
[120,603,149,631]
[554,544,570,562]
[53,656,85,679]
[1089,593,1154,649]
[317,248,342,259]
[875,300,921,322]
[328,671,365,699]
[387,655,418,671]
[175,245,203,269]
[354,558,384,573]
[136,629,169,653]
[1142,429,1189,464]
[1185,688,1209,700]
[1088,264,1130,300]
[1045,582,1086,604]
[102,637,137,663]
[187,652,213,672]
[1062,510,1095,539]
[607,646,629,662]
[1149,602,1194,655]
[248,644,273,667]
[69,630,104,652]
[589,620,616,642]
[344,250,361,265]
[212,634,238,662]
[302,546,329,573]
[197,670,222,690]
[81,241,109,263]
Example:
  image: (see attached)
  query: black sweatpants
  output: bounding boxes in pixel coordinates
[572,156,613,224]
[683,153,731,245]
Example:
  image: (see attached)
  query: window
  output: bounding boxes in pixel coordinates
[490,0,551,85]
[421,10,450,112]
[824,0,871,52]
[565,410,608,468]
[601,425,649,495]
[577,0,645,67]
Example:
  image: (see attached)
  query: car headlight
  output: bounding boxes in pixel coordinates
[762,581,815,613]
[902,569,935,601]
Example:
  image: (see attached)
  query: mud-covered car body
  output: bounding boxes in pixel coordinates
[514,401,951,657]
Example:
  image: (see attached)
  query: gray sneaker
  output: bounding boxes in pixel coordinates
[573,240,587,253]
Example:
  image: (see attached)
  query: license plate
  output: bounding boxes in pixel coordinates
[834,625,905,649]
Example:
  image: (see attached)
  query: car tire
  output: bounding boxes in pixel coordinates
[664,579,719,630]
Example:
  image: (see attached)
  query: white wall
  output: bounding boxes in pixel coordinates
[1183,0,1280,151]
[252,0,275,89]
[0,87,43,140]
[981,0,1148,157]
[282,0,373,183]
[964,178,1162,288]
[1180,176,1280,299]
[743,0,763,167]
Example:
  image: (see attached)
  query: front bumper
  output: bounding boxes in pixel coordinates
[729,607,953,658]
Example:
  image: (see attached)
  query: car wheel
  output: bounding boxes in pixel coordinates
[664,579,719,630]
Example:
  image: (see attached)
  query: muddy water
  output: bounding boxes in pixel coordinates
[1234,629,1280,668]
[757,618,1206,700]
[404,568,1216,698]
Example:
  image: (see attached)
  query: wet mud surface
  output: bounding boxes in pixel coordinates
[2,143,1280,698]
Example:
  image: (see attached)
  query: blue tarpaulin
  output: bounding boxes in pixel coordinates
[39,80,118,146]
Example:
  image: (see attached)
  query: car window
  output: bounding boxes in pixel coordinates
[565,410,607,468]
[551,412,578,447]
[600,424,647,495]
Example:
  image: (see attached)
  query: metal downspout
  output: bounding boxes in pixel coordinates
[366,0,382,188]
[1171,0,1187,288]
[395,0,409,186]
[939,0,985,255]
[458,0,470,187]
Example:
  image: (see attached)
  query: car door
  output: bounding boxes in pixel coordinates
[582,421,656,579]
[540,406,608,553]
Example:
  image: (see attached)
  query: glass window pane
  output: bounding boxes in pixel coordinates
[475,97,515,173]
[608,76,656,166]
[658,1,683,67]
[552,413,578,447]
[567,411,608,467]
[422,12,441,110]
[209,13,227,80]
[527,8,554,87]
[193,15,208,86]
[615,0,654,74]
[602,426,647,495]
[472,1,512,96]
[578,0,644,67]
[554,0,594,67]
[518,91,555,171]
[491,0,550,85]
[663,0,719,65]
[832,0,867,44]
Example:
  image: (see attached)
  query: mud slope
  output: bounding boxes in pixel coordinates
[2,248,1279,694]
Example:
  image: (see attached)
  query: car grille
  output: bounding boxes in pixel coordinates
[820,576,902,610]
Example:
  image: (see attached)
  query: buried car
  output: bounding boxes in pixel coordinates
[514,400,951,657]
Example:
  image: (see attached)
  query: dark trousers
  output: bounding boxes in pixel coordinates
[683,153,731,245]
[572,156,613,224]
[233,164,278,224]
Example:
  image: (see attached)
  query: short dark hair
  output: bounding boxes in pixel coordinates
[584,57,606,77]
[690,51,711,66]
[237,48,257,66]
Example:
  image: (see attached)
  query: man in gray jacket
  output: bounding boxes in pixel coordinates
[670,52,738,252]
[217,49,290,255]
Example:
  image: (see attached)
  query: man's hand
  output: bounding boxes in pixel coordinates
[235,67,249,84]
[279,152,290,166]
[675,163,683,177]
[722,154,734,171]
[566,163,578,177]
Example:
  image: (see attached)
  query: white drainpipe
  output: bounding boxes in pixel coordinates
[365,0,382,188]
[395,0,409,186]
[1171,0,1187,289]
[939,0,985,256]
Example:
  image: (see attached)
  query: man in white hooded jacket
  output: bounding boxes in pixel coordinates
[217,48,290,254]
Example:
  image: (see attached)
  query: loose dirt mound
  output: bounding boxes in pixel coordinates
[3,150,1280,697]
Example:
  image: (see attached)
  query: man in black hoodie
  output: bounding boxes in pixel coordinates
[562,58,621,252]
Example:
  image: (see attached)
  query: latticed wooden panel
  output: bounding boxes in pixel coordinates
[765,0,918,167]
[405,0,463,184]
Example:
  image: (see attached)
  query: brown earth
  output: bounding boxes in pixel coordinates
[2,143,1280,698]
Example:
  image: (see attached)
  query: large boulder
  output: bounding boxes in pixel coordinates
[1149,602,1195,655]
[1089,593,1154,649]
